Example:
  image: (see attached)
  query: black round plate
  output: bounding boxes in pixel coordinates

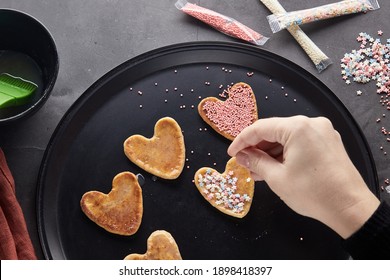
[37,42,378,260]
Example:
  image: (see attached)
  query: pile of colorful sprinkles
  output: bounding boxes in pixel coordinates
[197,169,251,214]
[340,31,390,192]
[341,31,390,96]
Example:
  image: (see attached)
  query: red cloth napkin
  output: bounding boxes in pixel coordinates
[0,148,36,260]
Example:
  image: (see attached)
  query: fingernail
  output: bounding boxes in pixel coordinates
[235,151,250,169]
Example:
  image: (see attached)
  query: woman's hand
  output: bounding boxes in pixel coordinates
[228,116,380,238]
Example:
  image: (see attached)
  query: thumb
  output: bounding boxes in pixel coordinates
[235,148,282,181]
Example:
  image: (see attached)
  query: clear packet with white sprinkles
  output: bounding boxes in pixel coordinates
[175,0,269,46]
[267,0,380,33]
[259,0,332,73]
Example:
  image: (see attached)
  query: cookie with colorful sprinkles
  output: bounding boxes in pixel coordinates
[194,157,254,218]
[198,82,258,141]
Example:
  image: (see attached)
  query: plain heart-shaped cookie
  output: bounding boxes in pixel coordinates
[124,117,185,179]
[198,82,258,141]
[194,157,254,218]
[124,230,182,260]
[80,171,143,236]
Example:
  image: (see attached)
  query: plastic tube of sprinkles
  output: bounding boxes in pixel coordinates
[260,0,332,72]
[267,0,380,33]
[175,0,269,46]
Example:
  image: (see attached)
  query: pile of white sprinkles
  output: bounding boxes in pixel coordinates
[340,31,390,192]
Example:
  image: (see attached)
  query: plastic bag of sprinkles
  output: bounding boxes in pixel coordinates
[175,0,269,46]
[260,0,332,73]
[267,0,380,33]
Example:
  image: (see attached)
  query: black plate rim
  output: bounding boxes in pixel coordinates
[36,41,379,259]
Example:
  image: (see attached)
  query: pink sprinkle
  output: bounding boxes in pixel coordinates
[378,30,383,36]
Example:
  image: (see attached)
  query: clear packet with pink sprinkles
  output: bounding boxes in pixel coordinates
[267,0,380,33]
[175,0,269,46]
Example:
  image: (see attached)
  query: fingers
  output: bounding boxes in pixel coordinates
[236,148,282,182]
[228,116,302,157]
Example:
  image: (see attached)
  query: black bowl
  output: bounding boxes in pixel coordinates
[0,9,59,124]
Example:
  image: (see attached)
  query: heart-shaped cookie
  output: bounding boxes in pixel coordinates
[198,82,258,141]
[194,157,254,218]
[124,117,185,179]
[80,171,143,236]
[124,230,182,260]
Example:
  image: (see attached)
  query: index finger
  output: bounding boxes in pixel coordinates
[227,116,304,157]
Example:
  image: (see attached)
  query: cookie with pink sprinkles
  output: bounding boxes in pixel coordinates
[194,157,254,218]
[198,82,258,141]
